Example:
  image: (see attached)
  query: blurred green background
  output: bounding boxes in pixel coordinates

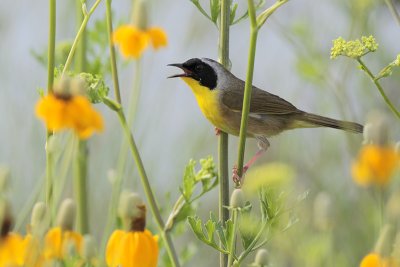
[0,0,399,266]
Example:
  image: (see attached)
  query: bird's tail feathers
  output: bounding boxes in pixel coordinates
[293,112,363,133]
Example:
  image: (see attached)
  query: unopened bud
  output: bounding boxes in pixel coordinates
[365,112,390,145]
[118,192,146,231]
[57,199,76,231]
[31,202,47,236]
[254,249,269,266]
[131,0,148,30]
[230,189,245,208]
[69,76,86,96]
[374,224,395,257]
[54,77,72,98]
[82,235,96,261]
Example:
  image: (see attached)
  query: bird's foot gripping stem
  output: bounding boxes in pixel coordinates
[231,137,270,187]
[214,127,221,136]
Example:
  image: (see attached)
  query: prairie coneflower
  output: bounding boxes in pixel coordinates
[106,192,159,267]
[35,80,104,139]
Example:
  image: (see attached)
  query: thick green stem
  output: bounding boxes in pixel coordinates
[46,0,56,219]
[218,0,230,266]
[236,0,258,180]
[62,0,102,76]
[227,210,238,267]
[106,0,122,104]
[73,140,89,233]
[117,110,180,267]
[73,0,89,234]
[357,58,400,120]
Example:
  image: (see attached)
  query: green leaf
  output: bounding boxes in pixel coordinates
[180,159,196,201]
[210,0,220,23]
[188,216,206,240]
[79,72,109,104]
[189,0,213,22]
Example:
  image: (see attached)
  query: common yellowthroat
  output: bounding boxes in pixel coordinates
[168,58,363,147]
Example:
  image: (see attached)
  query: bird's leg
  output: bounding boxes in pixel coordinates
[232,137,270,187]
[214,127,221,136]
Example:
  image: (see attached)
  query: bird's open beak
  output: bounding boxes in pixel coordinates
[167,63,192,78]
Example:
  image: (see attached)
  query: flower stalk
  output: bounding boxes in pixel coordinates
[62,0,102,77]
[116,109,180,267]
[356,58,400,120]
[45,0,56,218]
[236,0,258,181]
[218,0,230,266]
[106,0,121,104]
[227,209,238,267]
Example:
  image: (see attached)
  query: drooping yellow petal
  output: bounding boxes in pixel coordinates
[0,233,26,266]
[23,234,44,267]
[352,145,400,187]
[147,27,168,49]
[35,94,104,139]
[44,227,83,260]
[113,25,149,59]
[106,229,159,267]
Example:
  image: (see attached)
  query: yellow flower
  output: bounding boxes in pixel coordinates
[35,94,104,139]
[113,25,167,59]
[352,144,400,186]
[0,233,26,266]
[43,227,83,260]
[106,229,159,267]
[360,253,397,267]
[23,234,44,267]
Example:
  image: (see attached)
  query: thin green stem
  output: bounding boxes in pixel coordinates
[62,0,102,76]
[236,0,258,180]
[237,222,268,264]
[73,140,89,233]
[46,0,56,220]
[73,0,89,234]
[227,210,238,267]
[218,0,230,266]
[385,0,400,26]
[106,0,122,104]
[357,58,400,120]
[116,110,180,267]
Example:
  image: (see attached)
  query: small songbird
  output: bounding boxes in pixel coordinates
[168,58,363,177]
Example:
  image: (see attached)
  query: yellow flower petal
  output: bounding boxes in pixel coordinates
[35,94,104,139]
[106,229,159,267]
[23,234,44,267]
[352,145,400,187]
[113,25,149,59]
[359,253,392,267]
[44,227,83,260]
[0,233,26,266]
[147,27,168,50]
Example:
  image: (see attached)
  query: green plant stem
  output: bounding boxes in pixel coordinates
[237,221,269,264]
[116,110,180,267]
[101,61,142,251]
[385,0,400,26]
[218,0,230,266]
[62,0,102,77]
[236,0,258,180]
[45,0,56,219]
[106,0,122,104]
[227,209,238,267]
[73,0,89,234]
[357,58,400,120]
[73,140,89,233]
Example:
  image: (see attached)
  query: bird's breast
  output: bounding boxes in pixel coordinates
[181,77,231,132]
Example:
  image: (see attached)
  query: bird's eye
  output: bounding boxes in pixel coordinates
[195,64,204,72]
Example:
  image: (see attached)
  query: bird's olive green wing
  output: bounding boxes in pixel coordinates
[221,86,300,115]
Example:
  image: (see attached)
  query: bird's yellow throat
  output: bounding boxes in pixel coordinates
[181,77,227,131]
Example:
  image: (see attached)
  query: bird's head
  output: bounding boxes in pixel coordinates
[168,58,223,90]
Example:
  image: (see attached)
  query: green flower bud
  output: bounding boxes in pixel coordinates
[131,0,148,30]
[118,192,146,231]
[56,199,76,231]
[82,235,97,261]
[254,249,269,266]
[230,189,245,208]
[31,202,47,236]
